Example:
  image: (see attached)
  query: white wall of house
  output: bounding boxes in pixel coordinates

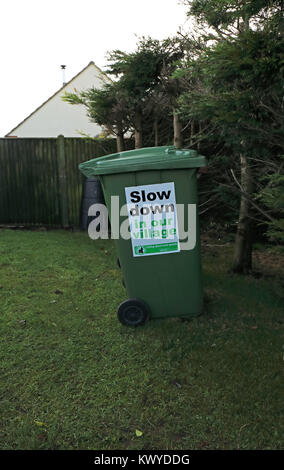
[6,62,111,138]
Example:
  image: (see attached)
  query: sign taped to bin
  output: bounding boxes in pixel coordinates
[125,182,180,257]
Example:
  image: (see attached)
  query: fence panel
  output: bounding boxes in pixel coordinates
[0,137,118,226]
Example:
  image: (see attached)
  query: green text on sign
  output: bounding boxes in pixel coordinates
[134,242,179,255]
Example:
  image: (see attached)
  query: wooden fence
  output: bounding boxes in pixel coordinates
[0,136,118,227]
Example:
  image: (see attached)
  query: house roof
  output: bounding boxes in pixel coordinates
[6,61,112,137]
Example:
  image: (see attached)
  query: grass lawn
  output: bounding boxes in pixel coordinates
[0,229,283,450]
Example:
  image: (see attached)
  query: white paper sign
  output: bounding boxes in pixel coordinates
[125,182,180,257]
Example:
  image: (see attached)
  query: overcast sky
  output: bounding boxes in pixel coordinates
[0,0,190,137]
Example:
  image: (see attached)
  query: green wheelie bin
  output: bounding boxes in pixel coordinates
[79,146,207,326]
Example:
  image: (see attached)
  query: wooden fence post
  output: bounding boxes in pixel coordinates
[57,135,69,227]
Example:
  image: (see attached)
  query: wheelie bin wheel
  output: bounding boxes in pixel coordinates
[117,299,149,326]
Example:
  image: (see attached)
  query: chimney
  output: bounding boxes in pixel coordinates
[61,65,66,86]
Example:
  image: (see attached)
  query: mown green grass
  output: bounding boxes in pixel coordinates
[0,229,283,450]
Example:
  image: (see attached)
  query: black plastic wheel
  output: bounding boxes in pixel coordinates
[117,299,149,327]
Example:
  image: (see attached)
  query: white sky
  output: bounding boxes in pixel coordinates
[0,0,190,137]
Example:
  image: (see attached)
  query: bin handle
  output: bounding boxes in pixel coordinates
[165,146,177,155]
[165,147,199,158]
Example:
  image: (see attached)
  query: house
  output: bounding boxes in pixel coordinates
[6,62,112,138]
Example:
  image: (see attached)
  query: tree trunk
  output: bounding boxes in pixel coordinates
[190,120,195,146]
[232,153,253,274]
[173,110,183,149]
[134,111,143,149]
[197,121,202,151]
[154,118,159,147]
[116,132,125,153]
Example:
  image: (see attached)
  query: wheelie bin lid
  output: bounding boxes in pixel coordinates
[79,146,207,177]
